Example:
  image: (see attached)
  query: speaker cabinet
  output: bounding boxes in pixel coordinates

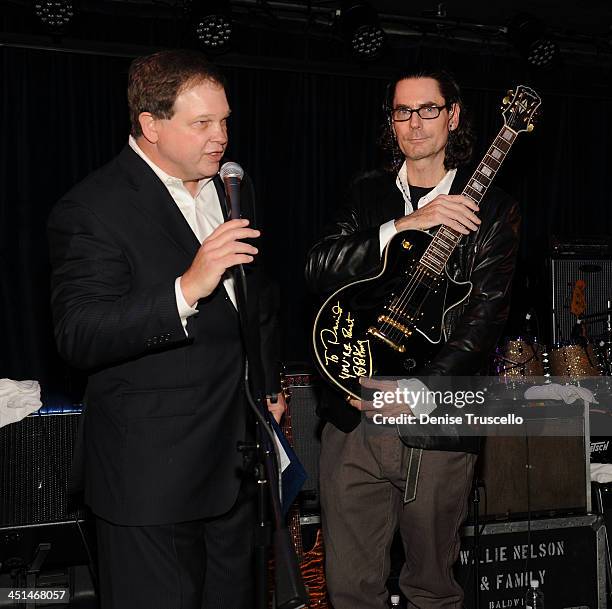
[550,256,612,343]
[282,365,323,508]
[475,408,590,521]
[0,406,91,575]
[0,407,85,528]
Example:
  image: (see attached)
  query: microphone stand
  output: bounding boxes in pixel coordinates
[232,265,307,609]
[218,167,307,609]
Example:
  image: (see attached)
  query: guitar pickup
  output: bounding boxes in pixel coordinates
[387,306,418,322]
[377,315,413,338]
[367,327,406,353]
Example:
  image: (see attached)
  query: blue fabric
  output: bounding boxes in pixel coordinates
[269,418,307,515]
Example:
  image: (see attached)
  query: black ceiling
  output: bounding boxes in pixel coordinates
[2,0,612,68]
[372,0,611,37]
[5,0,612,37]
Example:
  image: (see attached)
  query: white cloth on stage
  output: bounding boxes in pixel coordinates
[0,378,42,428]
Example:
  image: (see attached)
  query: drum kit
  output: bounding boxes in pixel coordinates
[494,303,612,383]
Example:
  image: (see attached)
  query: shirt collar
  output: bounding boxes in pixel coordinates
[128,135,213,197]
[396,160,457,208]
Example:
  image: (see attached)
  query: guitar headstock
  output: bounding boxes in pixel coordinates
[501,85,542,134]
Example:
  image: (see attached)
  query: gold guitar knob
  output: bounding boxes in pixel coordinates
[502,96,510,105]
[526,123,534,132]
[401,239,413,250]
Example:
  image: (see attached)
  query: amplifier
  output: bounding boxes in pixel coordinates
[282,364,323,508]
[0,406,85,528]
[0,405,90,575]
[456,515,606,609]
[0,406,94,597]
[474,404,590,521]
[550,256,612,343]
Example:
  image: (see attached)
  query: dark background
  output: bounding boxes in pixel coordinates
[1,0,612,400]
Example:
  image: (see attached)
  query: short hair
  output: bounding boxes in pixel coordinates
[379,69,475,172]
[127,49,227,138]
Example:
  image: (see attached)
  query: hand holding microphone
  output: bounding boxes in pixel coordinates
[181,162,258,306]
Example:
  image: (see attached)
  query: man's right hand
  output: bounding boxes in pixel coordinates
[394,194,480,235]
[180,219,259,306]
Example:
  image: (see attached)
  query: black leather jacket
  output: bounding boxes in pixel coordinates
[305,166,520,452]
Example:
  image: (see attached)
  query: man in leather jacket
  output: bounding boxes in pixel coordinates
[305,70,520,608]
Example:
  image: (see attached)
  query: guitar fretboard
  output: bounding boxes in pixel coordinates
[419,126,517,275]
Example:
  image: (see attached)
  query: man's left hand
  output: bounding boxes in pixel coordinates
[267,392,287,424]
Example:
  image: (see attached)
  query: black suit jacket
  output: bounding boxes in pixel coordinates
[48,145,279,526]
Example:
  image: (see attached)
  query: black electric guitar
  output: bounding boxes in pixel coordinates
[312,85,542,399]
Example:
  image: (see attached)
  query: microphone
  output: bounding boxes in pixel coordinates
[219,161,244,220]
[219,161,248,306]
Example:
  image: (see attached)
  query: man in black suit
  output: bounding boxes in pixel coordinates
[48,50,284,609]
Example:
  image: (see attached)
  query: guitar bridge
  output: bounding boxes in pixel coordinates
[377,315,413,338]
[367,327,406,353]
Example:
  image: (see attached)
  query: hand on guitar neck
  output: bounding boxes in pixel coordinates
[394,193,481,235]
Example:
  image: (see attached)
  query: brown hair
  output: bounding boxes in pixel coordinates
[127,49,227,138]
[379,69,475,172]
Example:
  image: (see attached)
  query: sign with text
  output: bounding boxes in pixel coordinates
[455,516,606,609]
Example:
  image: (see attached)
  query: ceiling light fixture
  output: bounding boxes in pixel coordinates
[338,2,386,60]
[33,0,76,32]
[192,0,233,53]
[508,13,558,68]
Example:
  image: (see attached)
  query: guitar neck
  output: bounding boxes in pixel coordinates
[419,124,518,275]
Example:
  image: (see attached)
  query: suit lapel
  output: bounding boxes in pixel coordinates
[116,146,201,258]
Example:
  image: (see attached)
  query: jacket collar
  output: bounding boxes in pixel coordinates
[115,145,203,257]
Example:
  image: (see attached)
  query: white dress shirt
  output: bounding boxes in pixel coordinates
[378,162,457,256]
[128,136,237,333]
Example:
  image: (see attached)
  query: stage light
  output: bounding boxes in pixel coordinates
[33,0,76,31]
[508,13,558,68]
[192,1,233,52]
[339,2,386,60]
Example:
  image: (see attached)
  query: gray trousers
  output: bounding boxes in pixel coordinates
[320,422,476,609]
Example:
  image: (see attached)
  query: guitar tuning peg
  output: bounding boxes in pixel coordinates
[526,123,534,132]
[502,96,510,105]
[507,89,514,97]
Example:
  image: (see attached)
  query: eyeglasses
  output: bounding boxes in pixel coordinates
[391,104,449,122]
